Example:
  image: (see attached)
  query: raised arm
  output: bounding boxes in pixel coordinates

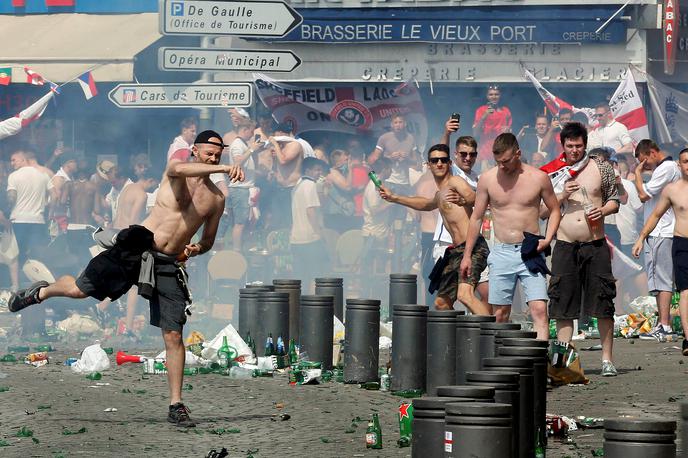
[379,185,438,211]
[167,161,243,183]
[274,141,302,166]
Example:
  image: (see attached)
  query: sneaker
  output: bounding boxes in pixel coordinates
[167,403,196,428]
[682,339,688,357]
[8,281,49,313]
[639,325,669,342]
[601,360,618,377]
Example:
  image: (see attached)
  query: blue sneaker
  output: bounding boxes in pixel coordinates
[639,325,671,342]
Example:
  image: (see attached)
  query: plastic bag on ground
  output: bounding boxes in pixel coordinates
[627,296,657,316]
[379,321,392,339]
[58,313,101,335]
[71,343,110,374]
[379,336,392,350]
[155,350,210,367]
[201,324,254,364]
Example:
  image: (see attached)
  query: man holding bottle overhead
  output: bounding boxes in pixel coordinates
[541,122,620,376]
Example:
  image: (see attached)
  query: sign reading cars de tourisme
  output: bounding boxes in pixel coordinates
[159,0,303,37]
[108,83,252,108]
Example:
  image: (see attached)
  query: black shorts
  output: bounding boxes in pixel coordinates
[435,236,489,299]
[672,236,688,292]
[548,238,616,320]
[76,225,154,301]
[149,258,189,333]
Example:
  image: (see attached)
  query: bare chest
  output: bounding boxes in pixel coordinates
[489,175,540,209]
[574,163,603,200]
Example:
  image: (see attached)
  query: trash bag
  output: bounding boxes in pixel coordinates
[201,324,253,364]
[58,314,101,335]
[71,343,110,374]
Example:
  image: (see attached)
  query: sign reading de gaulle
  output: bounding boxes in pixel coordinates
[108,83,252,108]
[159,0,302,37]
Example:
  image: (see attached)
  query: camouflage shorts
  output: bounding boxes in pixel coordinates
[436,236,489,301]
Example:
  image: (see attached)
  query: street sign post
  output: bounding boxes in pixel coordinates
[108,83,252,108]
[159,0,302,37]
[159,47,301,73]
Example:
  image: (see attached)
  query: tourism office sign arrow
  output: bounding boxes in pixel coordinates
[160,0,303,37]
[159,47,302,73]
[108,83,253,108]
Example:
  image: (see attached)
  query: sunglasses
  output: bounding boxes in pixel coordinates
[428,157,451,164]
[458,152,478,158]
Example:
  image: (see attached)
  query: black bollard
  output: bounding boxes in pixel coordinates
[466,371,520,458]
[444,402,512,458]
[388,274,417,322]
[479,322,521,366]
[245,283,275,291]
[343,299,380,383]
[436,385,495,402]
[455,315,496,384]
[254,291,290,353]
[483,357,536,458]
[238,287,267,341]
[603,418,676,458]
[411,397,457,458]
[426,310,460,395]
[315,277,344,322]
[499,345,549,448]
[273,279,302,343]
[391,304,428,391]
[299,294,334,370]
[500,337,549,348]
[494,330,538,355]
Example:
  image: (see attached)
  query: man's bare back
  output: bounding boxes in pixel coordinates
[274,140,303,187]
[479,164,550,243]
[114,182,149,230]
[68,179,97,224]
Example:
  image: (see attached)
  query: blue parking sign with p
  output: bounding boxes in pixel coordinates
[171,1,184,16]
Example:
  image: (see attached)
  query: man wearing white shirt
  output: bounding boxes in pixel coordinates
[633,140,680,340]
[588,103,634,154]
[226,118,261,251]
[166,118,197,161]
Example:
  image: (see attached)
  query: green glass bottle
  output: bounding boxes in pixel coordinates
[368,171,383,188]
[288,339,298,366]
[7,346,30,353]
[102,347,114,355]
[535,427,545,458]
[365,413,383,449]
[183,367,198,376]
[0,354,17,363]
[217,335,232,368]
[86,372,102,380]
[34,344,54,352]
[397,401,413,447]
[276,336,286,369]
[360,382,380,390]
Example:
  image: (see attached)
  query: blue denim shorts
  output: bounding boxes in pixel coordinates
[488,242,548,306]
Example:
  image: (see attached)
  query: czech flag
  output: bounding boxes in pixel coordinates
[77,71,98,100]
[24,67,45,86]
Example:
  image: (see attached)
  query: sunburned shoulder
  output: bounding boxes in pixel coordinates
[522,164,548,181]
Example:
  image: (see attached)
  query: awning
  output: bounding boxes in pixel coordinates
[0,13,161,83]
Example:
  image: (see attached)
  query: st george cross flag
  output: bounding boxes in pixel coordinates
[523,68,573,115]
[253,73,428,150]
[76,71,98,100]
[0,91,55,140]
[608,69,649,144]
[24,67,44,86]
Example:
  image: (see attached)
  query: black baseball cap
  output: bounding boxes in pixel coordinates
[194,130,225,148]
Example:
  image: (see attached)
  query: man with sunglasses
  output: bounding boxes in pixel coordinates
[588,103,634,154]
[379,144,491,315]
[461,133,561,339]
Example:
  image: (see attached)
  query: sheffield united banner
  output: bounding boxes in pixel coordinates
[253,74,428,149]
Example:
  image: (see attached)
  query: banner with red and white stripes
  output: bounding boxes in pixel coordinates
[609,69,649,144]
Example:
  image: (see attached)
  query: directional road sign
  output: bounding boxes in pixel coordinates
[108,83,252,108]
[159,47,302,73]
[160,0,303,37]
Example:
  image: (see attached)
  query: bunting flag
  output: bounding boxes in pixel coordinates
[0,92,55,140]
[608,69,649,144]
[523,68,573,115]
[49,82,61,94]
[76,71,98,99]
[0,68,11,86]
[45,0,75,6]
[24,67,44,86]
